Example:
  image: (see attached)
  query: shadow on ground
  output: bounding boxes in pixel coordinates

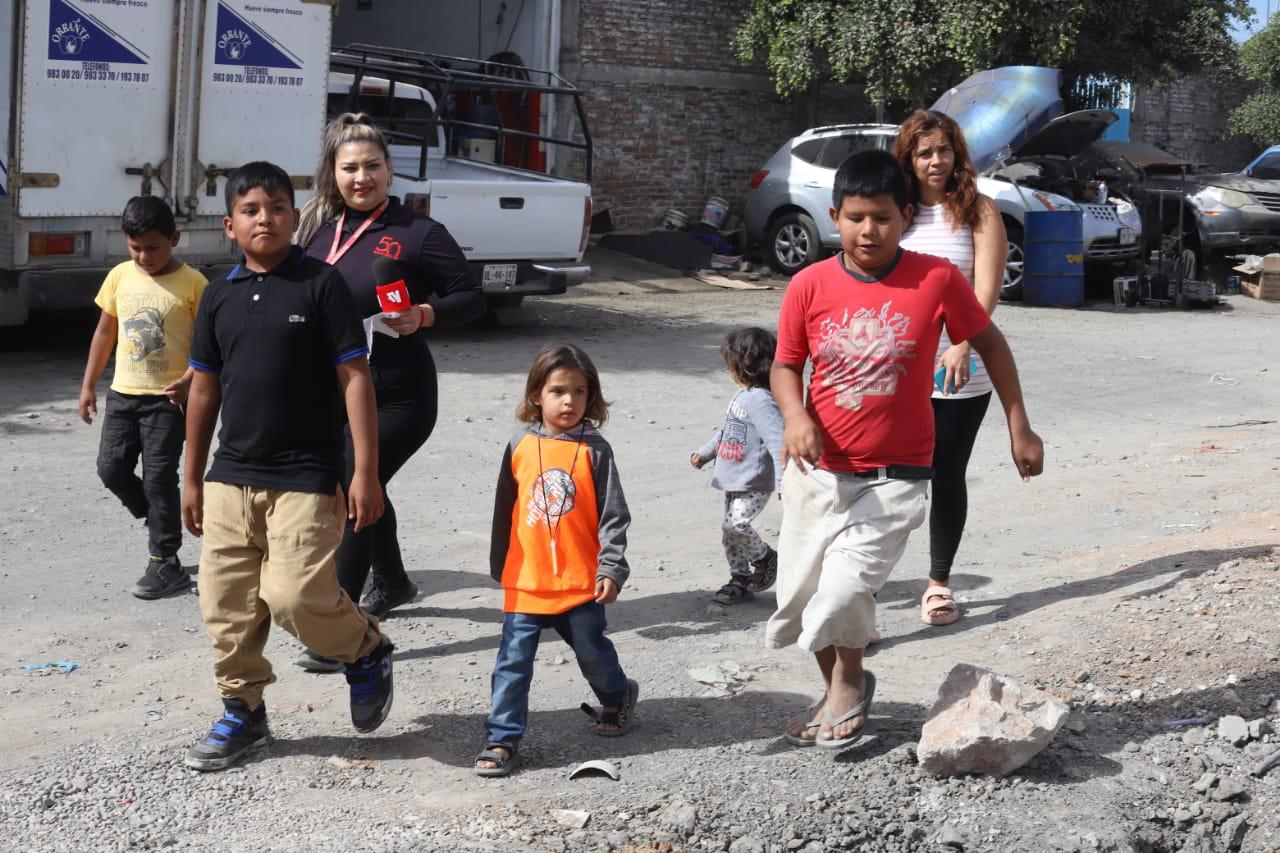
[872,545,1276,654]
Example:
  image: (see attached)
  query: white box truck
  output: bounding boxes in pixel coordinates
[0,0,334,326]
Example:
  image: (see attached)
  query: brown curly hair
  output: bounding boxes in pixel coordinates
[893,109,981,231]
[517,344,610,428]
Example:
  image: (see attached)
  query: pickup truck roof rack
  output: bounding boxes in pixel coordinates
[329,43,593,181]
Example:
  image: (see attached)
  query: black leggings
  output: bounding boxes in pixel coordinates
[929,392,991,583]
[335,361,438,602]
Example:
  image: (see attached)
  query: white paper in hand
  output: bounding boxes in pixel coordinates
[361,313,401,351]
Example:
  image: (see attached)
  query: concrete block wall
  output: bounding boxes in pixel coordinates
[1130,74,1260,172]
[569,0,873,232]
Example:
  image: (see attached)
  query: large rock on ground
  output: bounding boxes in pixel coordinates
[917,663,1069,776]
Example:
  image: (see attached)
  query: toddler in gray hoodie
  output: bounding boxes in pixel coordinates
[692,328,786,605]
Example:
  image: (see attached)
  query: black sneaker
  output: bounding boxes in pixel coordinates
[747,545,778,592]
[184,701,270,771]
[345,636,394,733]
[132,556,192,600]
[360,578,419,619]
[293,649,345,674]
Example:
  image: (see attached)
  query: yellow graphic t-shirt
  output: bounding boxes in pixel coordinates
[94,261,208,395]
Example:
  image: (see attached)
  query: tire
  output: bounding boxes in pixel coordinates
[479,295,526,327]
[765,212,822,276]
[1001,220,1025,301]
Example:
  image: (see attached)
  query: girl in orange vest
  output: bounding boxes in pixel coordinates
[475,344,638,777]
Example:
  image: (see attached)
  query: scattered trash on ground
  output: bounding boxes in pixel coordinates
[552,809,591,830]
[21,662,79,675]
[1164,717,1211,728]
[569,759,621,781]
[326,756,375,771]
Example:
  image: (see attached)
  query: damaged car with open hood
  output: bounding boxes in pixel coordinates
[935,67,1143,299]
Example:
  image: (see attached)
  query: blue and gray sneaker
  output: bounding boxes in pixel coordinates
[345,636,394,733]
[184,701,270,771]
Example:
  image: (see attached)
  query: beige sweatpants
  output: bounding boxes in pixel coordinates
[198,481,382,708]
[765,464,928,652]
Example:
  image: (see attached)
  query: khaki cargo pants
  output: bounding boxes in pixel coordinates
[198,481,382,708]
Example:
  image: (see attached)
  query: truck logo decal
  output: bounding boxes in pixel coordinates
[47,0,149,65]
[218,29,252,62]
[214,2,302,70]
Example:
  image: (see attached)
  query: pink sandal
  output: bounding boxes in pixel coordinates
[921,585,960,626]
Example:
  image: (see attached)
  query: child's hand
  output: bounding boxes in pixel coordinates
[163,374,192,406]
[348,471,385,532]
[182,481,204,536]
[690,453,703,469]
[1010,426,1045,482]
[78,386,97,425]
[781,413,823,474]
[595,577,619,604]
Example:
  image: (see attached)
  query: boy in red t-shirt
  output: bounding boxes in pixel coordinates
[767,150,1044,751]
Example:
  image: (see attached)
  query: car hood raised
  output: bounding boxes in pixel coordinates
[930,66,1064,171]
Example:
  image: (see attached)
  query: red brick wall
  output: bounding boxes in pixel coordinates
[573,0,874,232]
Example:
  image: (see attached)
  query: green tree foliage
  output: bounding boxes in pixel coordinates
[735,0,1250,111]
[1230,17,1280,144]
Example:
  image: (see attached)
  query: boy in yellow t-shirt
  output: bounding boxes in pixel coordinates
[79,196,208,599]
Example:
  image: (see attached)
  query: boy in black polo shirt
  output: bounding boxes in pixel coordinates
[181,161,394,771]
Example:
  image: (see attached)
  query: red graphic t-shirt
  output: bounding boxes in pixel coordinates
[775,250,991,471]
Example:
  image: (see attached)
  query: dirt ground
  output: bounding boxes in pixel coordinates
[2,247,1280,852]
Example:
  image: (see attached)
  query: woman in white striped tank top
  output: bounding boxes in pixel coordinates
[893,110,1007,628]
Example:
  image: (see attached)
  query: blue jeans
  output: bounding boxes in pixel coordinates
[485,601,628,746]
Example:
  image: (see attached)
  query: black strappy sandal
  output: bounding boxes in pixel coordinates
[713,577,753,606]
[474,741,519,777]
[747,546,778,593]
[581,678,639,737]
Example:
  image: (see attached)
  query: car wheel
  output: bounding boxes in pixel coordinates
[1001,220,1025,301]
[766,212,822,275]
[1177,247,1198,281]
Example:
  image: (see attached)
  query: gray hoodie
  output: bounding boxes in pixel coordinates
[694,387,786,493]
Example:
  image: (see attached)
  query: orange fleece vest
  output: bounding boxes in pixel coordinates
[501,432,601,614]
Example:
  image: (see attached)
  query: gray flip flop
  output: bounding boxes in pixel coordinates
[815,670,876,751]
[782,692,826,747]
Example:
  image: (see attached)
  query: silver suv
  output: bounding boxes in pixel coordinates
[744,120,1143,297]
[743,125,896,276]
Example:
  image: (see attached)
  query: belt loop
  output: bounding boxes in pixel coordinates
[877,466,888,480]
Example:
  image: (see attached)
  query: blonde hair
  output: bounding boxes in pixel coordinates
[295,113,393,247]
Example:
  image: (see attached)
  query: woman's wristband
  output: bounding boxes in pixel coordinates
[417,304,427,330]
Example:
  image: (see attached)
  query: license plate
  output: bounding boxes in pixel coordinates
[482,263,518,287]
[1118,227,1136,245]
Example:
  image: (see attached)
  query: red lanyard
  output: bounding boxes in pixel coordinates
[325,197,390,265]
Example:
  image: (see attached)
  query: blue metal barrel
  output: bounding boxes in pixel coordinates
[1024,210,1084,306]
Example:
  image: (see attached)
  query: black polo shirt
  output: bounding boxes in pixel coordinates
[189,247,369,494]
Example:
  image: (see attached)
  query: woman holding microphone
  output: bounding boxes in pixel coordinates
[294,113,484,671]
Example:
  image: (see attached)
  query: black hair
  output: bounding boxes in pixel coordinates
[832,149,910,212]
[121,196,177,238]
[721,327,776,390]
[223,161,294,214]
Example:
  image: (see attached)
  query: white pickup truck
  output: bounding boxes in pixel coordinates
[327,45,593,309]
